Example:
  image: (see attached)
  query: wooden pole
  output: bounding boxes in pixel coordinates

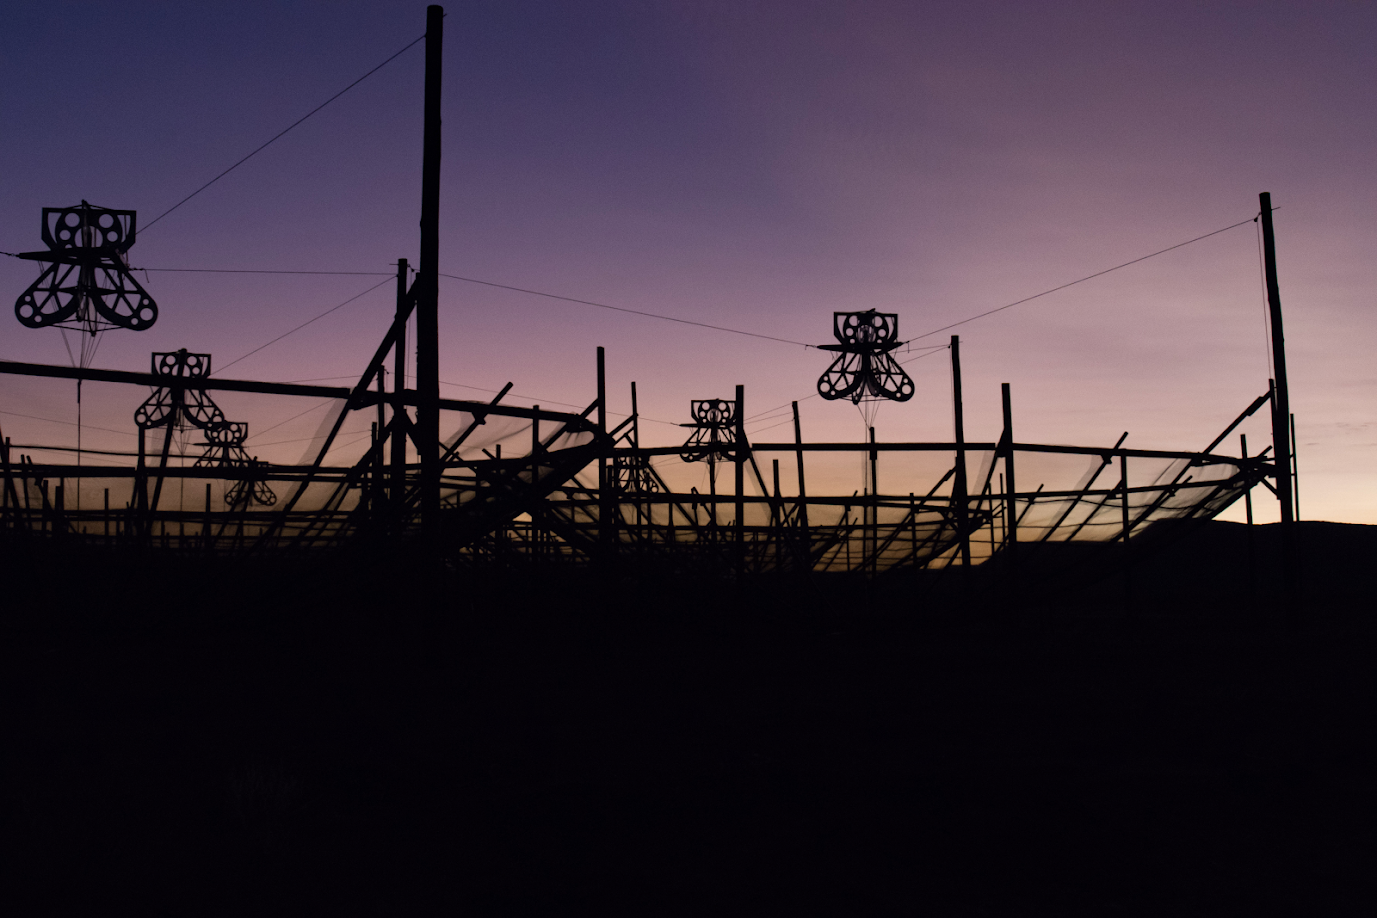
[792,401,810,569]
[21,455,32,526]
[1260,191,1300,621]
[708,457,717,532]
[995,476,1002,551]
[416,5,444,535]
[597,346,612,557]
[1259,192,1293,526]
[1001,383,1017,561]
[374,364,385,513]
[631,381,642,541]
[1283,412,1294,520]
[773,458,782,571]
[735,384,745,569]
[370,419,379,517]
[1118,451,1130,545]
[392,258,409,509]
[909,493,918,564]
[1241,434,1254,526]
[1119,449,1131,610]
[772,459,782,517]
[1242,433,1255,602]
[951,335,970,568]
[869,425,878,575]
[136,427,147,526]
[0,437,10,529]
[532,406,540,561]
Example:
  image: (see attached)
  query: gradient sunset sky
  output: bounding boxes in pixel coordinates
[2,1,1374,522]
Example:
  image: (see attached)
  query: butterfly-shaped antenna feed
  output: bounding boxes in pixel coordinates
[816,310,915,403]
[195,420,277,506]
[13,202,158,333]
[612,454,660,494]
[680,399,740,463]
[134,350,225,431]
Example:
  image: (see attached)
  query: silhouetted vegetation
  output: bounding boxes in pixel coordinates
[5,521,1374,913]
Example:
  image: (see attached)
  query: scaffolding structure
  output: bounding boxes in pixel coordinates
[0,5,1294,581]
[0,349,1278,577]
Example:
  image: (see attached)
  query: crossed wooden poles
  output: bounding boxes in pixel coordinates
[0,352,1274,575]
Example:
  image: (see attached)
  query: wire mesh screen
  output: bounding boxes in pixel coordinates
[1,362,1269,573]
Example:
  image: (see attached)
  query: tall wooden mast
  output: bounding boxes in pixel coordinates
[416,5,444,532]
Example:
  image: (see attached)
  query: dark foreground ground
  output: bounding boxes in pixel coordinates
[3,521,1375,915]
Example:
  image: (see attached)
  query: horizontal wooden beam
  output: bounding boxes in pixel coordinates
[0,359,349,399]
[738,441,1249,464]
[11,464,355,480]
[0,359,597,432]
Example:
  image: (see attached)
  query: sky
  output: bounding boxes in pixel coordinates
[1,0,1375,522]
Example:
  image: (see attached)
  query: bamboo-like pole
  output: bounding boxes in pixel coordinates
[792,401,809,569]
[416,6,444,534]
[1259,192,1293,526]
[951,335,970,568]
[735,385,745,569]
[597,347,613,556]
[392,258,409,510]
[1001,383,1017,561]
[1119,449,1131,609]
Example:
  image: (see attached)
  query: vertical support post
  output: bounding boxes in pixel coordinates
[909,493,918,564]
[1260,191,1300,621]
[771,460,782,521]
[951,336,971,568]
[997,475,1004,547]
[772,458,782,571]
[0,437,10,529]
[1000,384,1020,625]
[1001,383,1017,561]
[597,346,613,557]
[392,258,409,508]
[1259,192,1293,526]
[531,407,540,561]
[136,427,148,525]
[204,482,211,550]
[869,426,878,575]
[236,461,253,551]
[370,421,379,516]
[1119,449,1131,610]
[374,365,385,513]
[1241,434,1254,526]
[1283,412,1294,520]
[416,5,444,535]
[149,394,178,517]
[792,401,810,569]
[20,456,32,527]
[631,381,642,540]
[1242,433,1255,602]
[104,487,109,539]
[667,486,676,549]
[1118,451,1130,544]
[708,457,717,531]
[734,384,745,569]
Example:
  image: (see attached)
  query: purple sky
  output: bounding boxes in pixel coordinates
[2,1,1374,521]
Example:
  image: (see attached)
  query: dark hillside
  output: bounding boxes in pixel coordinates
[4,522,1374,914]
